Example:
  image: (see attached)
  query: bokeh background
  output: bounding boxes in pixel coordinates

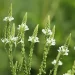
[0,0,75,75]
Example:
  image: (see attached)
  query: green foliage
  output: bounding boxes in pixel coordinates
[0,0,75,75]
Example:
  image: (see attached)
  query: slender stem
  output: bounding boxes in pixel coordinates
[53,52,61,75]
[37,45,50,75]
[20,31,28,75]
[28,43,34,75]
[8,43,14,75]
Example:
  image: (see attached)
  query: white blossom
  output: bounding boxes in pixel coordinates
[3,16,14,22]
[17,23,29,31]
[57,46,69,56]
[10,37,18,42]
[52,60,63,66]
[19,39,24,43]
[52,60,56,65]
[1,37,18,45]
[34,37,39,42]
[46,38,56,46]
[28,36,39,43]
[42,29,52,35]
[58,60,63,65]
[1,38,9,43]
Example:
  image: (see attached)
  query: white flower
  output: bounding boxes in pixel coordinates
[58,60,63,65]
[52,60,63,66]
[18,23,29,31]
[42,29,52,35]
[52,60,56,65]
[63,73,70,75]
[1,38,9,43]
[1,39,5,43]
[34,37,39,42]
[3,16,14,22]
[10,37,18,42]
[47,29,53,35]
[28,36,33,42]
[28,36,39,43]
[42,29,46,34]
[57,46,69,56]
[19,39,24,43]
[46,38,56,46]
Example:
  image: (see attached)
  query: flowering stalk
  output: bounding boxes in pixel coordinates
[8,23,18,75]
[12,61,18,75]
[28,25,39,75]
[38,15,56,75]
[53,33,71,75]
[8,42,13,73]
[4,3,14,39]
[17,12,29,75]
[52,52,61,75]
[2,3,18,75]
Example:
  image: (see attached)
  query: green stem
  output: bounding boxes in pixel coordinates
[53,52,61,75]
[8,43,14,75]
[37,45,50,75]
[7,21,11,38]
[28,43,34,75]
[20,31,28,75]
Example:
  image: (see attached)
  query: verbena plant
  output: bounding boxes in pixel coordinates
[1,3,75,75]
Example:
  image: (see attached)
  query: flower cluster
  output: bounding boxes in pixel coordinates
[52,59,63,66]
[28,36,39,43]
[1,36,18,45]
[42,28,52,35]
[46,38,55,46]
[17,23,29,31]
[3,16,14,22]
[1,38,9,43]
[57,46,69,55]
[42,28,56,46]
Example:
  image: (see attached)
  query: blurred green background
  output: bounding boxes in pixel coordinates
[0,0,75,75]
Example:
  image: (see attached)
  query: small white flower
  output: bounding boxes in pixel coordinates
[57,46,69,56]
[20,39,24,43]
[3,16,14,22]
[42,29,46,34]
[34,37,39,42]
[28,36,39,43]
[52,60,56,65]
[1,39,5,43]
[42,29,52,35]
[18,23,29,31]
[10,37,18,42]
[46,38,56,46]
[28,36,33,42]
[47,29,52,35]
[63,73,70,75]
[58,60,63,65]
[24,24,29,31]
[52,60,63,66]
[1,38,9,43]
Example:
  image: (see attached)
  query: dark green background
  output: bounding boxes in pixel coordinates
[0,0,75,75]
